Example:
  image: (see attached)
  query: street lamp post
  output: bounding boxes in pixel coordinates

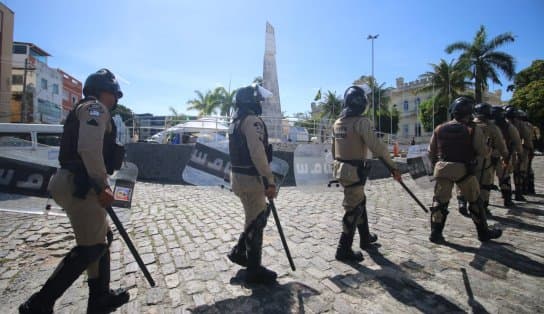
[367,34,379,127]
[390,104,396,144]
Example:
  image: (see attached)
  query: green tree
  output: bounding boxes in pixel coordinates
[446,25,516,103]
[186,90,221,116]
[112,104,134,122]
[509,60,544,129]
[418,97,448,132]
[417,59,472,106]
[353,75,390,112]
[168,106,188,125]
[214,86,237,117]
[319,90,342,119]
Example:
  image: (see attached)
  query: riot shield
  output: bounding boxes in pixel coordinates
[405,154,434,189]
[182,141,289,188]
[110,162,139,208]
[293,143,372,190]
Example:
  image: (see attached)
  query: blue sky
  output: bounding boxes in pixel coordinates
[6,0,543,116]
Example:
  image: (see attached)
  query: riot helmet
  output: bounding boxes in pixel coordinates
[339,85,371,118]
[491,106,507,127]
[505,106,518,120]
[474,103,492,120]
[83,68,123,100]
[234,84,272,116]
[449,96,475,120]
[517,109,528,121]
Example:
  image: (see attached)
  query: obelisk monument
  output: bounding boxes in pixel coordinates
[261,22,283,140]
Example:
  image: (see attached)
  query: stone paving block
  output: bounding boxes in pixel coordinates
[1,157,543,313]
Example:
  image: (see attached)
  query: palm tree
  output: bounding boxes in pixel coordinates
[445,25,515,103]
[353,75,390,111]
[417,59,472,105]
[186,90,221,116]
[319,90,342,119]
[213,86,237,117]
[168,106,188,126]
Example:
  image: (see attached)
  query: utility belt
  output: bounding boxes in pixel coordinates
[438,157,477,183]
[333,159,372,188]
[231,165,259,176]
[61,162,102,199]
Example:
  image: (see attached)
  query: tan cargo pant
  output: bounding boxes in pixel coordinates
[235,191,267,229]
[457,157,495,203]
[434,162,480,204]
[48,169,108,278]
[339,179,366,234]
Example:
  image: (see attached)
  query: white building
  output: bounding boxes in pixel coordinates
[12,42,63,124]
[388,76,503,142]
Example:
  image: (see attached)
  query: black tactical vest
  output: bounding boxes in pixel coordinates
[229,114,271,176]
[436,120,475,163]
[59,99,120,175]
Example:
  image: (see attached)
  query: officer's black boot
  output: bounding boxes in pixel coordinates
[457,196,469,217]
[335,232,364,262]
[528,171,535,195]
[227,232,247,267]
[87,250,129,313]
[514,172,527,201]
[19,245,106,314]
[501,189,514,207]
[357,205,378,249]
[245,210,277,284]
[429,202,449,244]
[484,201,492,217]
[469,199,502,241]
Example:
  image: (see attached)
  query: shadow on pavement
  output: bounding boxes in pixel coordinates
[461,267,490,314]
[488,215,544,233]
[444,241,544,277]
[189,270,320,314]
[328,248,466,313]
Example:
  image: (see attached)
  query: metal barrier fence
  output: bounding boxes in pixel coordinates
[127,115,422,146]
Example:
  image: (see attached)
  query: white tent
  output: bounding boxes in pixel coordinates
[147,118,229,144]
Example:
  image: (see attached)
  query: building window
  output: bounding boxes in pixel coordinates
[13,44,27,54]
[12,75,24,85]
[41,78,48,90]
[403,100,409,112]
[415,123,422,137]
[402,124,409,136]
[52,84,59,95]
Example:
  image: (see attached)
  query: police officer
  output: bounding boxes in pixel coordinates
[518,110,536,194]
[457,103,508,216]
[331,85,401,263]
[492,106,522,206]
[428,97,502,244]
[20,69,129,313]
[506,107,533,200]
[227,84,278,284]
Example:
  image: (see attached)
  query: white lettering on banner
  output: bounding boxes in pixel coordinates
[207,158,224,172]
[16,174,43,189]
[296,163,308,174]
[0,169,15,185]
[190,150,208,165]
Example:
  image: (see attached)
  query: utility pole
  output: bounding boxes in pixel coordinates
[367,34,379,127]
[21,58,29,123]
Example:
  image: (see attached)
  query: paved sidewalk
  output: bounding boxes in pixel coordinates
[1,158,543,313]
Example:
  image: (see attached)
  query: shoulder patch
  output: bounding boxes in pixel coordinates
[87,119,99,126]
[253,121,264,133]
[87,103,105,117]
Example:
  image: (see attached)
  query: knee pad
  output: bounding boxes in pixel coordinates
[70,244,108,265]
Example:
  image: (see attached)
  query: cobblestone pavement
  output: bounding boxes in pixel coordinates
[1,157,543,313]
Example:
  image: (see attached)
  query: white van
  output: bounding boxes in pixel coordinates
[0,123,63,167]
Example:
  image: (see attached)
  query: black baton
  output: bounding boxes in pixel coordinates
[268,200,296,271]
[378,157,429,213]
[106,206,156,287]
